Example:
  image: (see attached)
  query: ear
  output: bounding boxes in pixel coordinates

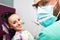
[8,23,13,29]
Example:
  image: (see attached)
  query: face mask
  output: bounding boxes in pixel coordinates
[37,1,59,27]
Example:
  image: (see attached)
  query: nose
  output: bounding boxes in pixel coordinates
[17,20,22,25]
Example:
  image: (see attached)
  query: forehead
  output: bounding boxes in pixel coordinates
[8,14,19,22]
[34,0,49,4]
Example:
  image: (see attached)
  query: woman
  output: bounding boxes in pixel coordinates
[1,12,34,40]
[33,0,60,27]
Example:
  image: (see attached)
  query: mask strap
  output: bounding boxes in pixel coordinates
[56,12,60,17]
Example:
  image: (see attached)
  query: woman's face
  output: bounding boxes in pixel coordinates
[8,14,23,31]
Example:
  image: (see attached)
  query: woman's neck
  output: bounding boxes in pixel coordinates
[16,30,23,32]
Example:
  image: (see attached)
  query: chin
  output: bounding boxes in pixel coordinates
[18,27,23,31]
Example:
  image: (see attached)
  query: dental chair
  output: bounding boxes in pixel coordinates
[0,4,15,40]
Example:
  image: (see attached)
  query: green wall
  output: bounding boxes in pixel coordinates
[0,0,13,7]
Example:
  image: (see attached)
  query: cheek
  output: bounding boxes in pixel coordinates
[12,24,17,28]
[11,24,18,30]
[9,23,17,29]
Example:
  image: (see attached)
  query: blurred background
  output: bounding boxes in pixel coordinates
[0,0,60,40]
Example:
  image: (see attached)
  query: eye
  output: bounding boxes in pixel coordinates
[18,19,20,21]
[13,21,16,24]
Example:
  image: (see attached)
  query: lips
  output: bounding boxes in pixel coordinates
[18,25,22,28]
